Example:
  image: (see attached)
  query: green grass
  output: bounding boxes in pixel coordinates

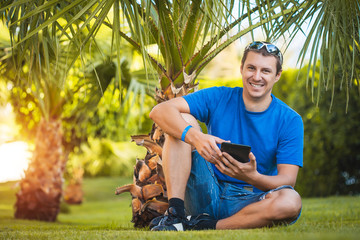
[0,177,359,240]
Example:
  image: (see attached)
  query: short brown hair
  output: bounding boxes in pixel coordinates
[241,46,283,75]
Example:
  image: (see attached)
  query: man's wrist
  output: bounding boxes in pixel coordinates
[184,127,200,145]
[246,171,261,186]
[181,125,193,142]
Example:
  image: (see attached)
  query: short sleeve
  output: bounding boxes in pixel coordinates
[183,87,225,125]
[276,115,304,167]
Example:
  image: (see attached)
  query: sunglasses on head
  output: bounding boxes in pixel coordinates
[246,41,283,65]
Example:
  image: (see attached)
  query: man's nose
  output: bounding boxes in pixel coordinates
[253,70,261,80]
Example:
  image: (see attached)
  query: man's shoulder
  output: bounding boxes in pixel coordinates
[196,86,242,96]
[272,96,304,146]
[184,86,241,105]
[272,95,302,120]
[198,86,241,92]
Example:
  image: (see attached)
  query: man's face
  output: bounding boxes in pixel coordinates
[240,51,281,103]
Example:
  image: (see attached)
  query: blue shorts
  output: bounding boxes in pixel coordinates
[184,151,301,224]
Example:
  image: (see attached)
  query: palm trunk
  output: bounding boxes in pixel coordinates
[116,85,190,228]
[116,123,167,228]
[63,166,84,204]
[15,118,65,222]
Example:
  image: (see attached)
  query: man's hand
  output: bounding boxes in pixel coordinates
[215,152,259,183]
[188,130,226,164]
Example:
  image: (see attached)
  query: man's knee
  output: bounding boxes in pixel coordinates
[268,189,302,221]
[180,113,201,131]
[164,113,199,144]
[281,190,301,219]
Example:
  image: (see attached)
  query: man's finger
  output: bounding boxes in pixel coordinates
[249,152,256,162]
[210,141,222,158]
[214,136,228,144]
[222,152,235,164]
[213,137,231,157]
[205,153,215,163]
[203,143,220,161]
[215,160,227,173]
[209,155,218,164]
[203,149,217,164]
[220,155,232,168]
[199,149,210,161]
[249,152,257,168]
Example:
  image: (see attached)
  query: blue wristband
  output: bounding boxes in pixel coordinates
[181,125,193,142]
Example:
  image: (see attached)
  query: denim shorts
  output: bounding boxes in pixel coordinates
[184,151,301,224]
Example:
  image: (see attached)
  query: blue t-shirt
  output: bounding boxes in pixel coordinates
[183,87,304,190]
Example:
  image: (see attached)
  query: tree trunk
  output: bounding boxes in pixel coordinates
[15,118,66,222]
[116,124,167,228]
[116,87,192,228]
[63,166,84,204]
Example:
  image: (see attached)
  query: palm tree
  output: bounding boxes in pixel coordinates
[0,3,117,220]
[2,0,358,106]
[0,38,71,221]
[0,2,157,219]
[62,58,157,205]
[0,26,151,219]
[1,0,359,226]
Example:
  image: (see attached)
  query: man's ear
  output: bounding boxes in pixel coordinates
[275,70,282,82]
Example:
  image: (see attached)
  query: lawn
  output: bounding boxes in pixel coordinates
[0,177,359,240]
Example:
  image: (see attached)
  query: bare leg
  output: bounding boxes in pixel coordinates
[162,113,200,200]
[216,188,302,229]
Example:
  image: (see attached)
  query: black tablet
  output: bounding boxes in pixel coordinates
[220,142,251,163]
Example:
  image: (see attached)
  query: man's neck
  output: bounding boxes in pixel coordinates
[243,94,273,112]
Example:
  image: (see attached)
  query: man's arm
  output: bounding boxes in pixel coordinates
[251,163,299,190]
[149,97,192,140]
[215,152,299,191]
[149,97,225,163]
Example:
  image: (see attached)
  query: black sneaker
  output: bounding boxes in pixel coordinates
[148,215,163,229]
[151,208,214,231]
[150,207,187,231]
[187,213,215,230]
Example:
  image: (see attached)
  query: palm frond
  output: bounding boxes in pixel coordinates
[293,0,360,110]
[2,0,359,108]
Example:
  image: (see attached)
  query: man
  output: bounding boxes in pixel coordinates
[149,41,303,231]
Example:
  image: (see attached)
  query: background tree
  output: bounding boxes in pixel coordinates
[62,58,157,204]
[0,24,119,219]
[0,32,155,210]
[273,65,360,197]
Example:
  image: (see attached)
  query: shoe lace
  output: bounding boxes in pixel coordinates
[161,208,186,225]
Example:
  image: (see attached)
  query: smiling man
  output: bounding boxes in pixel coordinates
[149,41,304,231]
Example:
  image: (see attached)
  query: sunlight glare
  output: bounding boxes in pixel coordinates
[0,141,31,183]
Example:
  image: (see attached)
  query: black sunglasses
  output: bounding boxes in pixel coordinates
[246,41,283,65]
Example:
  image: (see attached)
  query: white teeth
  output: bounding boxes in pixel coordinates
[250,83,263,88]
